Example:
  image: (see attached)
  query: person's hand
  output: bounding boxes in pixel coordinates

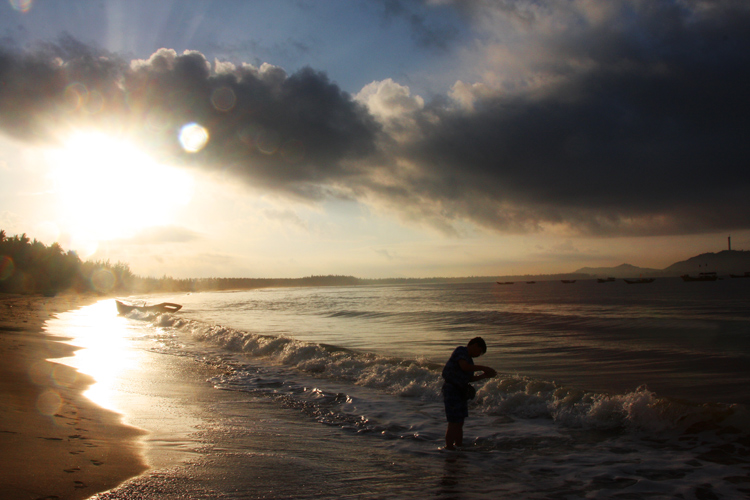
[484,368,497,379]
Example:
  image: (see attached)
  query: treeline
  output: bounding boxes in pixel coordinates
[0,230,371,296]
[1,229,521,297]
[0,230,135,295]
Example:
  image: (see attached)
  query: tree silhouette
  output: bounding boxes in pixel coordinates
[0,230,134,295]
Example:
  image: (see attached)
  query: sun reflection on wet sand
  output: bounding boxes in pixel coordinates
[43,299,144,414]
[42,299,210,469]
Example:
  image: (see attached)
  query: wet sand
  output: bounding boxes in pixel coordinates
[0,293,147,500]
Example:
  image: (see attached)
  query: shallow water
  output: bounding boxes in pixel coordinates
[45,279,750,498]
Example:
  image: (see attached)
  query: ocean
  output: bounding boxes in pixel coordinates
[46,278,750,499]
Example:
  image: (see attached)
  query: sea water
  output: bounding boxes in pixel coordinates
[46,279,750,498]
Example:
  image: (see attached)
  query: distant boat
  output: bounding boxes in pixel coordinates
[597,277,616,283]
[526,281,536,284]
[681,272,718,282]
[561,280,576,284]
[623,278,655,284]
[116,300,183,314]
[496,281,515,285]
[730,272,750,279]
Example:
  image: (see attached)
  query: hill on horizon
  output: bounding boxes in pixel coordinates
[574,250,750,278]
[574,263,662,278]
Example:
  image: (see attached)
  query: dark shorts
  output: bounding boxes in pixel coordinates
[442,383,468,423]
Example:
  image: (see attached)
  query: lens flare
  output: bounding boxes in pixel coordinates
[62,83,88,112]
[211,86,236,112]
[36,390,62,416]
[84,90,105,114]
[257,128,281,155]
[179,123,209,153]
[91,268,116,293]
[10,0,33,13]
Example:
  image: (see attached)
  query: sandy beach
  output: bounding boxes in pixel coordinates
[0,293,147,500]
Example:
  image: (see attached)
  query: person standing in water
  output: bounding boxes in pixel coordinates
[441,337,497,450]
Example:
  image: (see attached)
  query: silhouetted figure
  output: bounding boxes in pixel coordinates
[441,337,496,450]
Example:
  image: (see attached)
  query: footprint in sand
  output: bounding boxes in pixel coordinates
[90,459,103,466]
[73,481,86,489]
[63,467,80,473]
[40,437,63,441]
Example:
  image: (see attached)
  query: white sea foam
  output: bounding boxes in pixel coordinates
[139,311,747,443]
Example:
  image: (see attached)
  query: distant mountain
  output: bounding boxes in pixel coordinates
[663,250,750,276]
[575,263,661,278]
[575,250,750,278]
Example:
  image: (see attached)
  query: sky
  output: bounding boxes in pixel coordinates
[1,0,749,279]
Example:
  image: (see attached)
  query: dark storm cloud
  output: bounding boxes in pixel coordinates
[2,0,750,239]
[0,39,379,199]
[363,0,750,236]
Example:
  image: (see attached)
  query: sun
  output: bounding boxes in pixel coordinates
[47,131,194,253]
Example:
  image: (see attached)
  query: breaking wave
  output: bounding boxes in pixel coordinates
[131,310,750,442]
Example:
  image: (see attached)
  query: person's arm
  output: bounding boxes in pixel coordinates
[458,359,497,381]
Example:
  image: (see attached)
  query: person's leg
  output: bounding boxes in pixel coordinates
[443,385,468,449]
[445,421,464,449]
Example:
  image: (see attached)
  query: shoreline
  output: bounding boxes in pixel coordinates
[0,292,147,500]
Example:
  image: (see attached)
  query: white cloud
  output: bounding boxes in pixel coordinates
[355,79,424,139]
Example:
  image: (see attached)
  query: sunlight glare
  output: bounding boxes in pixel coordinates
[45,300,143,413]
[47,131,194,245]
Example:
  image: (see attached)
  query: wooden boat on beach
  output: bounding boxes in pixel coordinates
[597,277,616,283]
[730,272,750,278]
[623,278,655,284]
[561,280,576,284]
[116,300,182,314]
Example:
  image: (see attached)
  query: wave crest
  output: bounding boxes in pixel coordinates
[142,312,747,439]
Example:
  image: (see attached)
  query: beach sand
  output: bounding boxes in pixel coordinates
[0,293,147,500]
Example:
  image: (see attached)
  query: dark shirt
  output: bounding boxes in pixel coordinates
[442,345,473,387]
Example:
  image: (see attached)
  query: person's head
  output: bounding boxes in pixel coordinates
[467,336,487,357]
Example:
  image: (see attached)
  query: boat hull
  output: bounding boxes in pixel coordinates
[681,274,717,282]
[116,300,182,314]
